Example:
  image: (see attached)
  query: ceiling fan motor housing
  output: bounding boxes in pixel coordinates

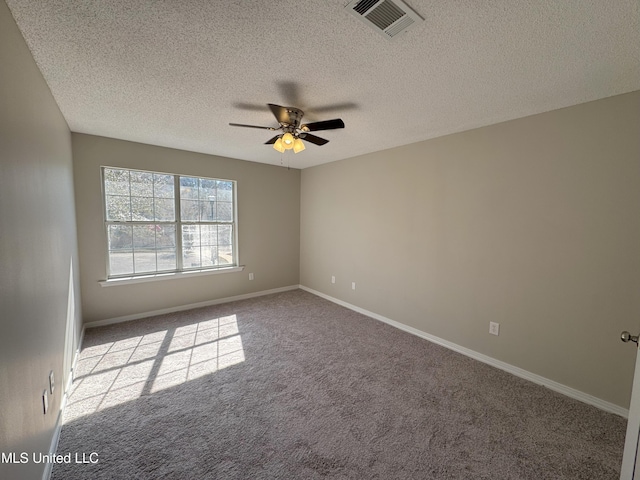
[283,107,304,129]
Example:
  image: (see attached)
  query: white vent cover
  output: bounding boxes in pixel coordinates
[345,0,423,39]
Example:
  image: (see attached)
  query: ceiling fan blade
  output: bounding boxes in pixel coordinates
[264,135,280,145]
[268,104,292,125]
[229,123,276,130]
[301,119,345,131]
[301,133,329,146]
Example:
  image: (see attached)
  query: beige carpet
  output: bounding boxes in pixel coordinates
[52,289,626,479]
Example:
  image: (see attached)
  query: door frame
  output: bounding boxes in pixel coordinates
[621,343,640,479]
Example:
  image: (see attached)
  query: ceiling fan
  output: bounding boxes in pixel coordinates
[229,104,345,153]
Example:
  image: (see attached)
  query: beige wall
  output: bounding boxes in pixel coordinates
[0,1,83,478]
[72,134,300,323]
[301,91,640,409]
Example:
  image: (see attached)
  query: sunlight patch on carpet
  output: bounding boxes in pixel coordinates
[65,314,244,421]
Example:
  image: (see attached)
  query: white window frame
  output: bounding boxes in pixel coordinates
[100,166,240,284]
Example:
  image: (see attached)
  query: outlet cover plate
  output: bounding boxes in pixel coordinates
[489,322,500,336]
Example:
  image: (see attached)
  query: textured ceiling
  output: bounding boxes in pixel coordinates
[6,0,640,169]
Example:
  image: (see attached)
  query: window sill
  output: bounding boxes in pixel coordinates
[99,266,245,287]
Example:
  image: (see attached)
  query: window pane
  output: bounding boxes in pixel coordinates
[133,225,156,249]
[216,181,233,202]
[182,225,197,251]
[191,225,202,247]
[130,171,154,197]
[200,225,217,245]
[200,225,216,267]
[217,202,233,222]
[156,226,176,271]
[182,225,201,268]
[134,251,157,274]
[199,178,216,201]
[181,199,199,222]
[106,195,131,221]
[108,225,132,250]
[133,224,156,274]
[154,198,175,222]
[200,200,216,222]
[184,249,201,269]
[131,196,154,221]
[104,168,130,195]
[180,177,199,199]
[218,225,232,246]
[109,250,133,276]
[157,248,176,271]
[201,245,217,267]
[156,225,176,248]
[217,245,233,265]
[154,174,174,198]
[106,212,135,276]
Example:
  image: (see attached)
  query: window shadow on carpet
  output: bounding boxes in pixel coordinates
[66,313,245,421]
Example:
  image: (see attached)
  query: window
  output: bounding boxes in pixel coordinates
[102,167,237,279]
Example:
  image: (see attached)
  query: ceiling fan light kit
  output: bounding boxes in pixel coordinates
[293,137,305,153]
[273,137,285,153]
[282,132,295,147]
[273,131,301,153]
[230,103,344,156]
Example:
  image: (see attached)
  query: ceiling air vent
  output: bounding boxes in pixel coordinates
[345,0,423,40]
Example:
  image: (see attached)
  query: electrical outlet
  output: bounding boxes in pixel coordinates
[352,282,356,290]
[49,370,55,394]
[42,390,48,414]
[489,322,500,336]
[331,276,335,284]
[249,273,254,281]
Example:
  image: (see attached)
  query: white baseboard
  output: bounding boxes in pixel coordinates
[84,285,300,329]
[42,409,62,480]
[43,328,84,480]
[299,285,628,418]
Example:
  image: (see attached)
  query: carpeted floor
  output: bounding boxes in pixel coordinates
[52,289,626,479]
